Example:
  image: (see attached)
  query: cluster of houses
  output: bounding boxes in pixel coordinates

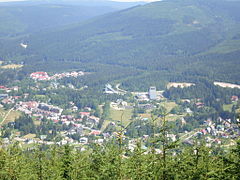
[184,117,240,147]
[16,101,63,118]
[12,100,105,145]
[0,85,19,105]
[1,78,240,149]
[0,85,19,92]
[110,99,133,110]
[30,71,85,81]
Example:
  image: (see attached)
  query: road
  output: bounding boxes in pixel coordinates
[179,128,201,142]
[115,84,127,94]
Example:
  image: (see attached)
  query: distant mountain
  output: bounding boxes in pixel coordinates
[2,0,240,90]
[0,0,137,37]
[25,0,240,58]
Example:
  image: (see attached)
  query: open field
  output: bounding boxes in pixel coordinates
[166,114,184,122]
[237,108,240,114]
[0,108,7,123]
[109,108,133,127]
[0,108,21,125]
[101,120,111,131]
[22,133,36,139]
[0,64,23,69]
[167,82,195,89]
[159,101,178,113]
[223,104,234,112]
[214,82,240,89]
[139,112,183,122]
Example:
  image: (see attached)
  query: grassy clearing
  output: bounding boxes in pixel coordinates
[0,108,6,123]
[223,102,237,112]
[109,108,133,127]
[22,133,36,139]
[140,112,182,122]
[101,120,111,131]
[159,101,178,113]
[236,108,240,115]
[0,108,21,125]
[0,64,23,69]
[204,39,240,55]
[223,104,233,112]
[166,114,184,122]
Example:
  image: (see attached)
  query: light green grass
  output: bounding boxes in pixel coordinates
[0,64,23,69]
[109,108,133,127]
[0,108,6,123]
[204,39,240,55]
[0,108,21,125]
[159,101,178,113]
[223,102,237,112]
[101,120,111,131]
[223,104,233,112]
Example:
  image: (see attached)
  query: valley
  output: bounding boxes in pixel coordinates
[0,0,240,179]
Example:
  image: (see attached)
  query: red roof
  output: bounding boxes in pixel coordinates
[90,130,101,136]
[80,112,90,116]
[32,72,47,75]
[0,86,6,89]
[231,96,238,101]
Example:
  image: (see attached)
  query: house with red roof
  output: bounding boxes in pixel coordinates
[90,130,101,136]
[79,112,91,118]
[231,96,239,102]
[30,72,50,81]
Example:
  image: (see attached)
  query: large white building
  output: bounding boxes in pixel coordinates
[149,86,157,100]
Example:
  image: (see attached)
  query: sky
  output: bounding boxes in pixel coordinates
[0,0,26,2]
[111,0,157,2]
[0,0,159,2]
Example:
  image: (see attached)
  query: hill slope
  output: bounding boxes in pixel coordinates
[2,0,240,90]
[0,3,117,37]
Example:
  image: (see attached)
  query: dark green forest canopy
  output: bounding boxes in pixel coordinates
[1,0,240,90]
[0,137,239,179]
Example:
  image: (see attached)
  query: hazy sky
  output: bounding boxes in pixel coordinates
[0,0,159,2]
[0,0,26,2]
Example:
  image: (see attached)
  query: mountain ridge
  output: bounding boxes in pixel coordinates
[1,0,240,90]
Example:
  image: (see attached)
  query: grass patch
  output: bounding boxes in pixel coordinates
[0,64,23,69]
[0,108,21,125]
[109,108,133,127]
[223,104,233,112]
[139,112,182,122]
[22,133,36,139]
[0,108,6,123]
[223,102,237,112]
[166,114,184,122]
[204,39,240,55]
[101,120,111,131]
[159,101,178,113]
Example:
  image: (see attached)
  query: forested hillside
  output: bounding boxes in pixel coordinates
[0,4,116,37]
[1,0,240,90]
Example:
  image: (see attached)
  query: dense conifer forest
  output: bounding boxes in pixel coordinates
[0,131,240,179]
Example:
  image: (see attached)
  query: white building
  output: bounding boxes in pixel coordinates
[149,86,157,100]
